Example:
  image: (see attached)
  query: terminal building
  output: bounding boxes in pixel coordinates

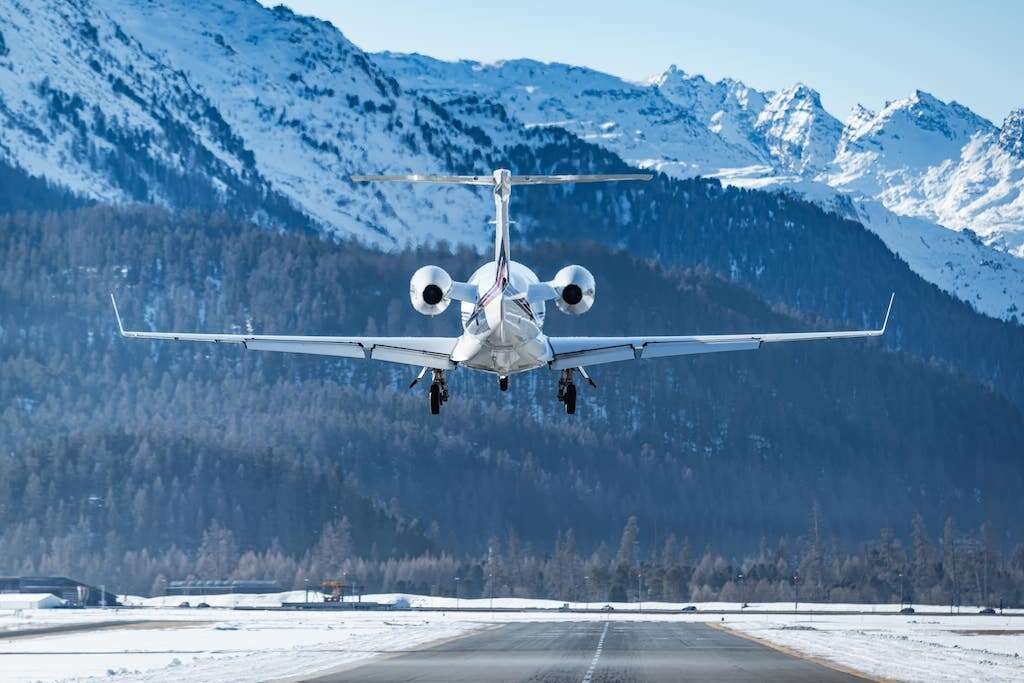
[0,576,120,606]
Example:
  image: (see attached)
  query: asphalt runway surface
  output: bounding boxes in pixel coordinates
[309,620,866,682]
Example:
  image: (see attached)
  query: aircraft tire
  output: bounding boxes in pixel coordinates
[564,383,577,414]
[430,383,441,415]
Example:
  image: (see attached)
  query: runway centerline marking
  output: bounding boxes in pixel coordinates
[581,621,609,683]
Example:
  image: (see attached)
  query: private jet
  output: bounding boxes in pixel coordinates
[111,169,892,414]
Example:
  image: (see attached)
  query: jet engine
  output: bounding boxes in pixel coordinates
[409,265,453,315]
[550,265,595,314]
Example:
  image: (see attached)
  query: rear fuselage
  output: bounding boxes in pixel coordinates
[450,260,552,375]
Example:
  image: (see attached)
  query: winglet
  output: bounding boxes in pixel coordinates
[880,292,894,334]
[110,293,126,336]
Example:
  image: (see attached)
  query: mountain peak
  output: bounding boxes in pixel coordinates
[756,83,841,174]
[846,103,876,128]
[912,88,941,104]
[999,108,1024,158]
[649,64,707,88]
[786,82,823,105]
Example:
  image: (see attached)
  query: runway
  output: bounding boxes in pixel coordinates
[308,620,866,682]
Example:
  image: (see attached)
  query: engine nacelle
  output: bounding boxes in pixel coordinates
[409,265,453,315]
[551,265,595,315]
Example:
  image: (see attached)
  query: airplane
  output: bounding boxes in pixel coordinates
[111,168,893,415]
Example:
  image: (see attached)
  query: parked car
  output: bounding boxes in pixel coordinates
[899,607,915,615]
[177,601,190,608]
[601,605,615,612]
[979,607,996,615]
[680,606,698,612]
[196,602,211,608]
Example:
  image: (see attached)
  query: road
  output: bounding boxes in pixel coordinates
[307,620,866,682]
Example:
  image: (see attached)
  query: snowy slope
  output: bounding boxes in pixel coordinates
[99,0,541,248]
[725,173,1024,322]
[0,0,267,208]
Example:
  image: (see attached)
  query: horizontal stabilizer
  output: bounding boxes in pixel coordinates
[351,172,653,186]
[510,174,652,185]
[351,174,495,185]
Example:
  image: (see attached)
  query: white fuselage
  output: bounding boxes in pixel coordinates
[450,260,552,375]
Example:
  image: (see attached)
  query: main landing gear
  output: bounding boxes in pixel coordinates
[557,369,577,414]
[411,368,449,415]
[428,369,450,415]
[499,375,509,392]
[557,367,595,415]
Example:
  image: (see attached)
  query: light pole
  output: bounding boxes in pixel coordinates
[898,570,904,609]
[488,572,493,610]
[304,578,309,604]
[793,574,800,613]
[738,572,746,608]
[584,575,590,610]
[454,576,461,610]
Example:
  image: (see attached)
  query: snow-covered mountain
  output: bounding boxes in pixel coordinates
[0,0,544,249]
[1,0,1022,323]
[374,54,760,178]
[827,92,1024,257]
[377,53,1024,323]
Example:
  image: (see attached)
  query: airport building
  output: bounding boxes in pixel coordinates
[0,576,120,606]
[167,579,281,596]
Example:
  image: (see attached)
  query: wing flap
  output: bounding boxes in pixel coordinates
[371,344,455,369]
[550,344,635,370]
[641,339,761,359]
[245,339,366,359]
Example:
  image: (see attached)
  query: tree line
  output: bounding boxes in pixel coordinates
[1,205,1022,602]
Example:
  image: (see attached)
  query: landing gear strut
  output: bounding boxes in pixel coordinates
[558,368,577,415]
[428,368,449,415]
[499,375,509,392]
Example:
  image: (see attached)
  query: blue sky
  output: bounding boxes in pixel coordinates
[264,0,1022,123]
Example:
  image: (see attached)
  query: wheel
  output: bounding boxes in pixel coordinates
[564,383,576,414]
[429,383,441,415]
[499,376,509,392]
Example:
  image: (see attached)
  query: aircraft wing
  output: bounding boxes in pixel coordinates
[548,294,893,370]
[110,295,457,369]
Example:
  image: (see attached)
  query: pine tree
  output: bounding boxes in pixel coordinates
[910,513,936,602]
[195,521,238,579]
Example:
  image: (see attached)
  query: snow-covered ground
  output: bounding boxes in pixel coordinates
[3,593,1023,681]
[0,607,485,683]
[723,613,1024,682]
